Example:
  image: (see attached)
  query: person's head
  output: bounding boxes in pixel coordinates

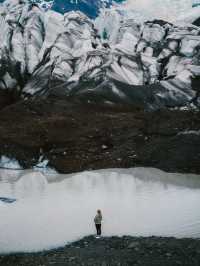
[97,209,101,215]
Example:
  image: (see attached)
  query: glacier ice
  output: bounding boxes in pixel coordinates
[6,1,199,21]
[0,156,22,170]
[0,0,200,108]
[121,0,192,22]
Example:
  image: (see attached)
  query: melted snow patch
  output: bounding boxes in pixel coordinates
[178,130,200,135]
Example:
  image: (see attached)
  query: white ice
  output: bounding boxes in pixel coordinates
[0,156,21,170]
[0,167,200,254]
[119,0,193,22]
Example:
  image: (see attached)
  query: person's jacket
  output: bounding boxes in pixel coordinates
[94,214,102,224]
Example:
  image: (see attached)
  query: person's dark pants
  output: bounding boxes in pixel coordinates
[95,223,101,236]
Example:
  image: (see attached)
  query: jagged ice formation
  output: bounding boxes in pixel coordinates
[0,0,200,109]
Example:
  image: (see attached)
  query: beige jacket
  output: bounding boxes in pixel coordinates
[94,214,102,224]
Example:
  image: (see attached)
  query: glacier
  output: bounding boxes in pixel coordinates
[0,0,200,109]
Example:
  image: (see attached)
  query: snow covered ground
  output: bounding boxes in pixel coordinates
[0,168,200,253]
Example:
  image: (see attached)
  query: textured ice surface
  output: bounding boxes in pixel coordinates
[1,1,197,21]
[0,0,200,108]
[121,0,193,22]
[0,156,21,170]
[0,168,200,253]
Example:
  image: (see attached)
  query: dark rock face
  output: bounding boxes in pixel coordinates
[0,90,16,110]
[0,97,200,174]
[1,235,200,266]
[193,17,200,26]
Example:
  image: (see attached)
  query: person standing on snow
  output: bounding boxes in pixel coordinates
[94,209,102,238]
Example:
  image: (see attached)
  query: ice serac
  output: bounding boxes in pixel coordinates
[0,0,45,90]
[0,0,200,109]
